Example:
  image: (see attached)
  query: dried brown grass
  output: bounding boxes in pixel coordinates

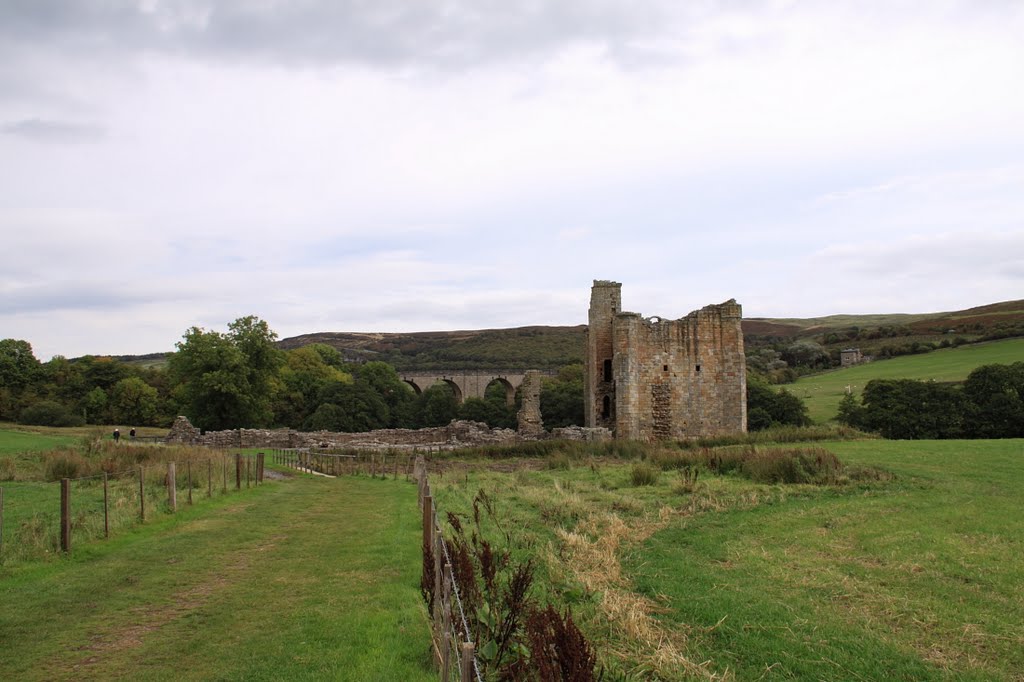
[556,508,731,681]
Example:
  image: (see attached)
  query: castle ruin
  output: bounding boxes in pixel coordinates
[584,280,747,440]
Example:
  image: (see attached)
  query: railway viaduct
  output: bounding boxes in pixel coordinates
[400,369,549,405]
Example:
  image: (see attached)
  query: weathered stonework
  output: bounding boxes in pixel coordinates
[163,416,524,451]
[516,370,544,436]
[840,348,864,367]
[585,281,747,441]
[165,415,201,444]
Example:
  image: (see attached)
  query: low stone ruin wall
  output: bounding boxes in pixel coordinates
[165,416,611,451]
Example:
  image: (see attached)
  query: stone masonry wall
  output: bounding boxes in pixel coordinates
[516,369,544,436]
[584,281,621,430]
[587,281,747,441]
[163,414,610,451]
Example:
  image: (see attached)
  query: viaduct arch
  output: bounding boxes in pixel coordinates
[400,370,541,405]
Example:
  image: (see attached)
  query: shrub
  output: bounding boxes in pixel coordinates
[739,447,841,485]
[43,450,91,481]
[672,465,700,494]
[630,462,659,486]
[0,457,17,481]
[19,400,85,427]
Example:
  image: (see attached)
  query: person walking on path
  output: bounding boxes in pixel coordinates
[113,428,120,442]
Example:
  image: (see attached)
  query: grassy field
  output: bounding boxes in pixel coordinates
[430,438,1024,680]
[0,469,434,681]
[792,337,1024,423]
[0,427,77,455]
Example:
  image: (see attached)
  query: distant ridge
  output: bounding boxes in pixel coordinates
[113,299,1024,369]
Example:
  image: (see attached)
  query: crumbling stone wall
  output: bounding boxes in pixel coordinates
[164,414,615,450]
[516,370,544,436]
[585,281,747,441]
[163,416,523,451]
[165,415,201,444]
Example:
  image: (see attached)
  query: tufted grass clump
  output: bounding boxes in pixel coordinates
[630,462,660,486]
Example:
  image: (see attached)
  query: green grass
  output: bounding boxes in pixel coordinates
[0,427,77,455]
[0,470,434,681]
[429,438,1024,680]
[630,439,1024,680]
[792,337,1024,423]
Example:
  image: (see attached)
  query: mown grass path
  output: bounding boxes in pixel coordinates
[0,471,434,681]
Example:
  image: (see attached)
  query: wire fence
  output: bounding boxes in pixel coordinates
[270,447,414,480]
[0,453,266,562]
[416,456,484,682]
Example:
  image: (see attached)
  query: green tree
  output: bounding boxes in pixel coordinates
[0,339,40,391]
[168,316,284,431]
[274,346,352,428]
[0,339,41,419]
[308,381,389,432]
[355,361,417,428]
[82,387,110,424]
[835,392,864,428]
[110,377,159,426]
[746,376,811,431]
[962,363,1024,438]
[858,379,967,439]
[420,383,459,427]
[540,364,584,429]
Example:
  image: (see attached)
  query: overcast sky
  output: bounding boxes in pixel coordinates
[2,1,1022,360]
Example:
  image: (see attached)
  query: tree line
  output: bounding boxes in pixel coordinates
[836,363,1024,439]
[0,317,587,433]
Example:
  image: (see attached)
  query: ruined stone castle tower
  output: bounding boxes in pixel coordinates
[584,280,747,440]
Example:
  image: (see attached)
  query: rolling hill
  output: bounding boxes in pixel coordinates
[115,299,1024,372]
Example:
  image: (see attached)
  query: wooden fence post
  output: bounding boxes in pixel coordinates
[187,461,193,505]
[393,455,399,480]
[223,455,227,493]
[246,456,251,488]
[208,458,213,498]
[441,564,452,679]
[139,466,145,522]
[1,486,5,554]
[235,453,242,490]
[103,472,109,538]
[168,462,177,512]
[460,642,475,681]
[257,453,264,483]
[423,495,433,554]
[433,526,442,639]
[60,478,71,553]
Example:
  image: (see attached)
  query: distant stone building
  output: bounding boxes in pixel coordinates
[840,348,864,367]
[584,280,747,441]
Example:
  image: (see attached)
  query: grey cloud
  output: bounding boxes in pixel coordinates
[0,0,688,69]
[1,282,180,314]
[2,118,105,142]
